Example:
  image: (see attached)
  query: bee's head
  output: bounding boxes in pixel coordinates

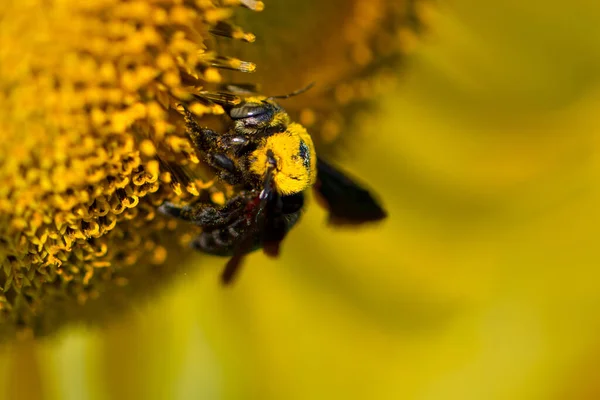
[249,123,317,195]
[226,82,315,136]
[228,97,290,135]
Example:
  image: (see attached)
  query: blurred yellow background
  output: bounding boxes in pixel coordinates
[3,0,600,399]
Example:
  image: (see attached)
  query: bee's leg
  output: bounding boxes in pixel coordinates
[182,107,246,155]
[189,233,221,255]
[158,202,230,227]
[181,107,220,153]
[158,192,249,228]
[207,153,243,185]
[181,107,245,185]
[157,201,186,219]
[189,216,245,256]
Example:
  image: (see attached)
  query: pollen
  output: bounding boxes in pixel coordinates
[0,0,261,338]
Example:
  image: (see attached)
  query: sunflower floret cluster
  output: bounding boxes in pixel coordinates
[0,0,261,337]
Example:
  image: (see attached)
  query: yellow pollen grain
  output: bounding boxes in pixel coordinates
[160,172,173,183]
[186,183,200,196]
[205,8,234,23]
[195,178,215,189]
[170,6,195,25]
[151,246,168,264]
[189,102,212,116]
[140,140,157,157]
[211,191,226,206]
[151,7,168,24]
[162,71,181,87]
[203,67,222,82]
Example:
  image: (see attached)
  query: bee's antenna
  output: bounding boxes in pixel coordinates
[268,82,316,100]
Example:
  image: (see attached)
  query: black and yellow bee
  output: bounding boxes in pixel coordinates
[159,84,386,284]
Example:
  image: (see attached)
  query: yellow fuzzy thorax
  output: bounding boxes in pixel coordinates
[249,123,317,195]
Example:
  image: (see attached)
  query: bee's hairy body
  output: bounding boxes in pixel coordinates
[184,97,317,196]
[159,86,386,284]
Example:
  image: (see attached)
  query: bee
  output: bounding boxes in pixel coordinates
[159,84,386,284]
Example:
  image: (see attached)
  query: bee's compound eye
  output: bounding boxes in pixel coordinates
[298,140,311,168]
[230,136,248,145]
[229,104,268,120]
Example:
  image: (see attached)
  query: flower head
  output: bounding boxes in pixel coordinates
[0,0,263,338]
[0,0,426,339]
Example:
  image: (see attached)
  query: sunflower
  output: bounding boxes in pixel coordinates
[0,0,266,339]
[0,0,425,340]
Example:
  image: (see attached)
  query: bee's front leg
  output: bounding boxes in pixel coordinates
[181,106,245,185]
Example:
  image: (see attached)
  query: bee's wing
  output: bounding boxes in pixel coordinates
[217,83,261,95]
[193,91,242,108]
[314,159,387,225]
